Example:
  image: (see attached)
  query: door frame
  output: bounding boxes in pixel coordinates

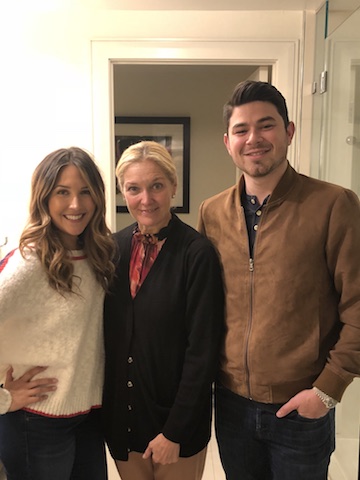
[91,38,299,230]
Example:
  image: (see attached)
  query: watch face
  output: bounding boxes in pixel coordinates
[324,398,337,409]
[313,387,337,409]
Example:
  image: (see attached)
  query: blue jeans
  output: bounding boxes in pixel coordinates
[0,408,107,480]
[215,383,335,480]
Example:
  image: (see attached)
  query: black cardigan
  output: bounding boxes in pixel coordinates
[103,215,224,460]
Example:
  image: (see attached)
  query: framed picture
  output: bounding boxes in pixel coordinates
[114,116,190,213]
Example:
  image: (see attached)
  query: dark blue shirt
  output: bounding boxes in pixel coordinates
[241,190,269,257]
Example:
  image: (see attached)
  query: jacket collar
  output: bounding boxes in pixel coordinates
[237,161,299,207]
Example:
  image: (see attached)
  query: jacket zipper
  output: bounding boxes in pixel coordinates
[245,257,254,399]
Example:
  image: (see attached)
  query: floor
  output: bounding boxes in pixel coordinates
[106,426,226,480]
[202,429,226,480]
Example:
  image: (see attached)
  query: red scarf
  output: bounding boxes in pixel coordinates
[129,230,166,298]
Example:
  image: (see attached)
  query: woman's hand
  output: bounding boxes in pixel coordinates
[4,366,58,412]
[143,433,180,465]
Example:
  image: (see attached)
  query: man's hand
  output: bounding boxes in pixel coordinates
[4,366,58,412]
[276,388,329,419]
[143,433,180,465]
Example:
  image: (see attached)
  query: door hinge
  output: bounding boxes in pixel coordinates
[320,71,327,94]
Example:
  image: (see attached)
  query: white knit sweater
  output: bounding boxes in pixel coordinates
[0,248,105,417]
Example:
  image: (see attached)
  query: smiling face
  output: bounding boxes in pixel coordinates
[122,159,176,234]
[48,164,96,249]
[224,101,295,181]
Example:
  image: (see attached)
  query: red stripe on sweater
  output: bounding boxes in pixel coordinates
[22,404,101,418]
[0,249,17,273]
[70,254,87,260]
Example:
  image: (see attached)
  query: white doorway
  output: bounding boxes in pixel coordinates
[91,39,298,231]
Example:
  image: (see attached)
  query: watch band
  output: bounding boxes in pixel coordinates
[313,386,338,409]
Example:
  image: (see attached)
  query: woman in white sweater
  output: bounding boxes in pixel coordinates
[0,147,115,480]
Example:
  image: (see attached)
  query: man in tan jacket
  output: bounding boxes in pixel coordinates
[198,80,360,480]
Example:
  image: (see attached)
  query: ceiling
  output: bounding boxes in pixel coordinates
[102,0,323,10]
[101,0,360,12]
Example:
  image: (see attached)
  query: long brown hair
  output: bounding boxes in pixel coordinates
[19,147,115,293]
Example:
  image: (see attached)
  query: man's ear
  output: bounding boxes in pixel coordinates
[287,121,296,145]
[224,133,231,154]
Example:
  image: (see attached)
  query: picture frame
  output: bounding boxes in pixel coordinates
[114,116,190,213]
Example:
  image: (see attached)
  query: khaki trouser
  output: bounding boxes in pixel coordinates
[0,461,6,480]
[115,447,207,480]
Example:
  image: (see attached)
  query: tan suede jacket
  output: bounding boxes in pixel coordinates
[198,163,360,404]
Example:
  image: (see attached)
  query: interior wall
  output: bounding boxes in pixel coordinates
[113,64,258,229]
[0,5,305,254]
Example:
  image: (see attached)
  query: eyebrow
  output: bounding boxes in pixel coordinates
[232,116,276,129]
[125,175,166,185]
[53,184,88,189]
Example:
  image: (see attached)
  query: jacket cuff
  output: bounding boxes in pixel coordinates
[313,366,351,402]
[0,387,12,414]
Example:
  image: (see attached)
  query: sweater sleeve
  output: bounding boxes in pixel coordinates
[0,387,12,415]
[162,238,224,444]
[314,189,360,401]
[0,249,35,324]
[0,249,33,379]
[0,249,22,322]
[0,249,45,370]
[0,246,13,414]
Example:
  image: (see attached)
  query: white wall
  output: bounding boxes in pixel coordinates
[0,4,306,253]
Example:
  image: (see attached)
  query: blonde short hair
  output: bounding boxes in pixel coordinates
[116,141,178,193]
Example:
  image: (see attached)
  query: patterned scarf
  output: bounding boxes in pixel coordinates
[129,228,167,298]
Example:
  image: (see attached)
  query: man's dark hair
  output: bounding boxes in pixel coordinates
[223,80,290,131]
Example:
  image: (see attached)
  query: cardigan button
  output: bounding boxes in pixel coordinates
[127,381,133,388]
[128,356,133,363]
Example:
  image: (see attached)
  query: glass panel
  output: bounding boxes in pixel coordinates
[327,0,360,36]
[350,64,360,194]
[321,8,360,196]
[313,5,360,480]
[311,4,360,479]
[310,2,327,179]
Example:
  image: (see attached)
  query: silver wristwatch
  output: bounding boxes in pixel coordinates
[313,387,338,409]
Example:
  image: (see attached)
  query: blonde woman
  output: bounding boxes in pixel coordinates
[103,141,224,480]
[0,147,115,480]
